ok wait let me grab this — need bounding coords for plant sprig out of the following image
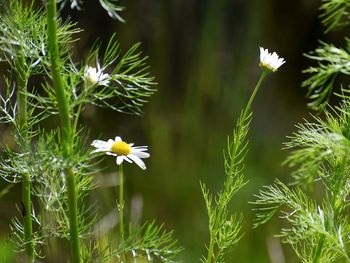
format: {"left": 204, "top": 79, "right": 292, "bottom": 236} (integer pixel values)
{"left": 57, "top": 0, "right": 125, "bottom": 22}
{"left": 320, "top": 0, "right": 350, "bottom": 33}
{"left": 105, "top": 222, "right": 182, "bottom": 263}
{"left": 303, "top": 41, "right": 350, "bottom": 111}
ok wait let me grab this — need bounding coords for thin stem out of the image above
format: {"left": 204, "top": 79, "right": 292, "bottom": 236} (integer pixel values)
{"left": 16, "top": 53, "right": 34, "bottom": 262}
{"left": 119, "top": 164, "right": 124, "bottom": 242}
{"left": 205, "top": 70, "right": 268, "bottom": 263}
{"left": 22, "top": 173, "right": 34, "bottom": 263}
{"left": 118, "top": 164, "right": 126, "bottom": 262}
{"left": 242, "top": 70, "right": 268, "bottom": 120}
{"left": 225, "top": 70, "right": 267, "bottom": 190}
{"left": 66, "top": 168, "right": 80, "bottom": 263}
{"left": 16, "top": 55, "right": 29, "bottom": 146}
{"left": 46, "top": 1, "right": 80, "bottom": 262}
{"left": 72, "top": 104, "right": 83, "bottom": 139}
{"left": 206, "top": 234, "right": 216, "bottom": 263}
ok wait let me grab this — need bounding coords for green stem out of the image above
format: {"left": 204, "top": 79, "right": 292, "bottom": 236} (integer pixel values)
{"left": 313, "top": 236, "right": 325, "bottom": 263}
{"left": 206, "top": 70, "right": 268, "bottom": 263}
{"left": 46, "top": 1, "right": 80, "bottom": 262}
{"left": 66, "top": 168, "right": 80, "bottom": 263}
{"left": 22, "top": 173, "right": 34, "bottom": 263}
{"left": 16, "top": 54, "right": 34, "bottom": 262}
{"left": 46, "top": 0, "right": 72, "bottom": 156}
{"left": 206, "top": 234, "right": 216, "bottom": 263}
{"left": 225, "top": 71, "right": 267, "bottom": 192}
{"left": 16, "top": 55, "right": 29, "bottom": 146}
{"left": 242, "top": 70, "right": 268, "bottom": 120}
{"left": 119, "top": 164, "right": 124, "bottom": 241}
{"left": 72, "top": 104, "right": 83, "bottom": 139}
{"left": 118, "top": 164, "right": 126, "bottom": 262}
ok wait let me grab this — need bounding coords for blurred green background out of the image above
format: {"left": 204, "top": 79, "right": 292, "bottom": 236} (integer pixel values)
{"left": 0, "top": 0, "right": 341, "bottom": 262}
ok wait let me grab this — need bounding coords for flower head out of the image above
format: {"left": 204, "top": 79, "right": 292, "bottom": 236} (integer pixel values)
{"left": 91, "top": 136, "right": 150, "bottom": 170}
{"left": 259, "top": 47, "right": 285, "bottom": 72}
{"left": 84, "top": 66, "right": 110, "bottom": 86}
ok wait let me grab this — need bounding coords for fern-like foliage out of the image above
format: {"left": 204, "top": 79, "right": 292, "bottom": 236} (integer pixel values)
{"left": 98, "top": 0, "right": 125, "bottom": 22}
{"left": 0, "top": 0, "right": 46, "bottom": 74}
{"left": 33, "top": 130, "right": 97, "bottom": 240}
{"left": 303, "top": 0, "right": 350, "bottom": 111}
{"left": 28, "top": 34, "right": 155, "bottom": 116}
{"left": 320, "top": 0, "right": 350, "bottom": 32}
{"left": 83, "top": 34, "right": 156, "bottom": 114}
{"left": 285, "top": 99, "right": 350, "bottom": 198}
{"left": 303, "top": 41, "right": 350, "bottom": 111}
{"left": 200, "top": 110, "right": 249, "bottom": 262}
{"left": 57, "top": 0, "right": 125, "bottom": 22}
{"left": 254, "top": 98, "right": 350, "bottom": 262}
{"left": 0, "top": 0, "right": 160, "bottom": 261}
{"left": 9, "top": 210, "right": 44, "bottom": 258}
{"left": 254, "top": 1, "right": 350, "bottom": 261}
{"left": 0, "top": 0, "right": 79, "bottom": 75}
{"left": 85, "top": 222, "right": 181, "bottom": 262}
{"left": 0, "top": 82, "right": 18, "bottom": 128}
{"left": 0, "top": 79, "right": 48, "bottom": 145}
{"left": 254, "top": 180, "right": 350, "bottom": 262}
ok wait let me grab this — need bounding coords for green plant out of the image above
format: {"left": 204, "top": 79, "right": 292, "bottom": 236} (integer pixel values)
{"left": 201, "top": 48, "right": 285, "bottom": 263}
{"left": 0, "top": 0, "right": 181, "bottom": 262}
{"left": 254, "top": 1, "right": 350, "bottom": 262}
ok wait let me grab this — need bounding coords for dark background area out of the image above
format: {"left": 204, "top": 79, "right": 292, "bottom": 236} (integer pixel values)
{"left": 0, "top": 0, "right": 342, "bottom": 262}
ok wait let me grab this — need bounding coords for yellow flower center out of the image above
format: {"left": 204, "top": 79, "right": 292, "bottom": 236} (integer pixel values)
{"left": 111, "top": 141, "right": 131, "bottom": 155}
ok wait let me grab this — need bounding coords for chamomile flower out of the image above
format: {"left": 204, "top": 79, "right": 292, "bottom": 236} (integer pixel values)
{"left": 91, "top": 136, "right": 150, "bottom": 170}
{"left": 84, "top": 66, "right": 110, "bottom": 86}
{"left": 259, "top": 47, "right": 285, "bottom": 72}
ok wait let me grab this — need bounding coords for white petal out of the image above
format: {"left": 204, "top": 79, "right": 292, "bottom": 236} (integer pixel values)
{"left": 91, "top": 139, "right": 107, "bottom": 147}
{"left": 115, "top": 136, "right": 122, "bottom": 142}
{"left": 132, "top": 150, "right": 150, "bottom": 158}
{"left": 132, "top": 146, "right": 148, "bottom": 151}
{"left": 106, "top": 152, "right": 117, "bottom": 156}
{"left": 131, "top": 147, "right": 148, "bottom": 152}
{"left": 128, "top": 154, "right": 146, "bottom": 170}
{"left": 91, "top": 140, "right": 112, "bottom": 152}
{"left": 100, "top": 73, "right": 109, "bottom": 81}
{"left": 123, "top": 156, "right": 132, "bottom": 163}
{"left": 100, "top": 79, "right": 110, "bottom": 86}
{"left": 116, "top": 156, "right": 124, "bottom": 165}
{"left": 91, "top": 149, "right": 103, "bottom": 154}
{"left": 259, "top": 47, "right": 264, "bottom": 60}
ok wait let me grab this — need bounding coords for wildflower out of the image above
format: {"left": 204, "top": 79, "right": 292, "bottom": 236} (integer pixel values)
{"left": 91, "top": 136, "right": 150, "bottom": 170}
{"left": 259, "top": 47, "right": 285, "bottom": 72}
{"left": 84, "top": 66, "right": 109, "bottom": 86}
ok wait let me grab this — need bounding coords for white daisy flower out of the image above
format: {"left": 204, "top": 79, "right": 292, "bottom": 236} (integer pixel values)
{"left": 259, "top": 47, "right": 285, "bottom": 72}
{"left": 84, "top": 66, "right": 110, "bottom": 86}
{"left": 91, "top": 136, "right": 150, "bottom": 170}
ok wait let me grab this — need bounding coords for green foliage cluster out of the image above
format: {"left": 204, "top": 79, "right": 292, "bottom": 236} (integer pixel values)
{"left": 201, "top": 70, "right": 270, "bottom": 262}
{"left": 303, "top": 0, "right": 350, "bottom": 111}
{"left": 320, "top": 0, "right": 350, "bottom": 32}
{"left": 4, "top": 0, "right": 350, "bottom": 262}
{"left": 253, "top": 1, "right": 350, "bottom": 262}
{"left": 200, "top": 111, "right": 249, "bottom": 262}
{"left": 0, "top": 0, "right": 179, "bottom": 262}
